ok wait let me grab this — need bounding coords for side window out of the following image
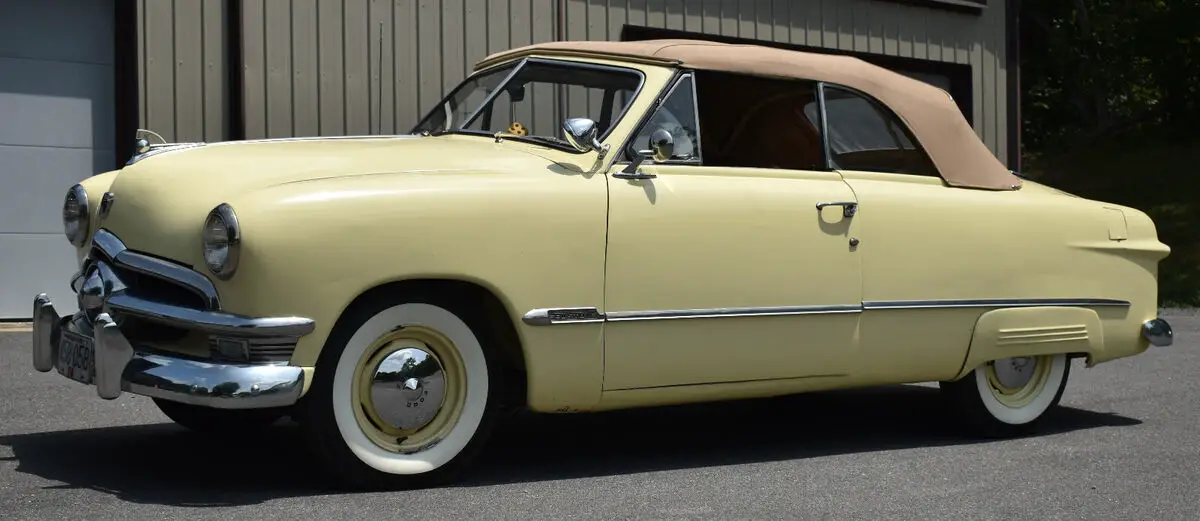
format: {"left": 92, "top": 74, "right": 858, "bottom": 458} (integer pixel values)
{"left": 811, "top": 86, "right": 937, "bottom": 176}
{"left": 627, "top": 74, "right": 701, "bottom": 163}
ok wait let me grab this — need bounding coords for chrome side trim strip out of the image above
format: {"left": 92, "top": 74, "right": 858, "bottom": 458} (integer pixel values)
{"left": 91, "top": 229, "right": 221, "bottom": 309}
{"left": 523, "top": 298, "right": 1133, "bottom": 326}
{"left": 606, "top": 305, "right": 863, "bottom": 322}
{"left": 862, "top": 298, "right": 1131, "bottom": 310}
{"left": 522, "top": 307, "right": 606, "bottom": 326}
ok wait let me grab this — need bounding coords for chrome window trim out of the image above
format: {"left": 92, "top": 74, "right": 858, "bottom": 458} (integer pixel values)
{"left": 416, "top": 57, "right": 648, "bottom": 149}
{"left": 619, "top": 69, "right": 704, "bottom": 166}
{"left": 522, "top": 298, "right": 1132, "bottom": 326}
{"left": 90, "top": 229, "right": 221, "bottom": 309}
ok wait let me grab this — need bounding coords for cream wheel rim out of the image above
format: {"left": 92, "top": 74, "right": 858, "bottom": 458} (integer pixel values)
{"left": 351, "top": 326, "right": 467, "bottom": 454}
{"left": 983, "top": 355, "right": 1053, "bottom": 408}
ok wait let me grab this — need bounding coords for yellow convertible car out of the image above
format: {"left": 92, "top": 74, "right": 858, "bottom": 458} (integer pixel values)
{"left": 31, "top": 39, "right": 1173, "bottom": 489}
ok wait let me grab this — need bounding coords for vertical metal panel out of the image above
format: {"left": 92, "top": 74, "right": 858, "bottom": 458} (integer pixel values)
{"left": 137, "top": 0, "right": 229, "bottom": 143}
{"left": 136, "top": 0, "right": 147, "bottom": 129}
{"left": 241, "top": 0, "right": 266, "bottom": 139}
{"left": 201, "top": 1, "right": 228, "bottom": 140}
{"left": 174, "top": 1, "right": 205, "bottom": 142}
{"left": 291, "top": 0, "right": 320, "bottom": 137}
{"left": 395, "top": 0, "right": 420, "bottom": 131}
{"left": 770, "top": 0, "right": 790, "bottom": 44}
{"left": 317, "top": 0, "right": 346, "bottom": 136}
{"left": 343, "top": 0, "right": 370, "bottom": 135}
{"left": 370, "top": 0, "right": 396, "bottom": 134}
{"left": 264, "top": 0, "right": 293, "bottom": 138}
{"left": 142, "top": 0, "right": 176, "bottom": 140}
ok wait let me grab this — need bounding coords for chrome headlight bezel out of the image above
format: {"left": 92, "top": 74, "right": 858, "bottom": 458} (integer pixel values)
{"left": 202, "top": 203, "right": 241, "bottom": 280}
{"left": 63, "top": 184, "right": 90, "bottom": 247}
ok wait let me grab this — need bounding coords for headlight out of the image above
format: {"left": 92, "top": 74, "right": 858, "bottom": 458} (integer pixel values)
{"left": 202, "top": 203, "right": 240, "bottom": 279}
{"left": 63, "top": 184, "right": 90, "bottom": 247}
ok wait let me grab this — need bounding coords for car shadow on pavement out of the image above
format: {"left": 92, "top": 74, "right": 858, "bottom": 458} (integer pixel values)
{"left": 462, "top": 384, "right": 1142, "bottom": 486}
{"left": 0, "top": 384, "right": 1140, "bottom": 506}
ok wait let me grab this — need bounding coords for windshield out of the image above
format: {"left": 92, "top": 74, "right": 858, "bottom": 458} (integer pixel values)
{"left": 411, "top": 59, "right": 643, "bottom": 149}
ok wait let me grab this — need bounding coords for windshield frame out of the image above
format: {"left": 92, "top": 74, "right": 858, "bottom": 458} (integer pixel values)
{"left": 410, "top": 57, "right": 648, "bottom": 153}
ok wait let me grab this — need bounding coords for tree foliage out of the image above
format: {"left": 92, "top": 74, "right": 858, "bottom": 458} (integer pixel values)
{"left": 1020, "top": 0, "right": 1200, "bottom": 305}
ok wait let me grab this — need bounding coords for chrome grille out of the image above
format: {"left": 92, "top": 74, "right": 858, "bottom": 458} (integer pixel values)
{"left": 208, "top": 336, "right": 297, "bottom": 364}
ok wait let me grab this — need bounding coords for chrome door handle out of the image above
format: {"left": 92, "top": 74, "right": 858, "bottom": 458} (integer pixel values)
{"left": 612, "top": 170, "right": 657, "bottom": 180}
{"left": 816, "top": 201, "right": 858, "bottom": 218}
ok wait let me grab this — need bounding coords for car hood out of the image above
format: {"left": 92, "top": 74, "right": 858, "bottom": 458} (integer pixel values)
{"left": 99, "top": 134, "right": 561, "bottom": 263}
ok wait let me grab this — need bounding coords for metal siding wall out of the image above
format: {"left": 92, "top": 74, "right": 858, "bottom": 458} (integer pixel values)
{"left": 142, "top": 0, "right": 1006, "bottom": 164}
{"left": 136, "top": 0, "right": 228, "bottom": 143}
{"left": 238, "top": 0, "right": 559, "bottom": 139}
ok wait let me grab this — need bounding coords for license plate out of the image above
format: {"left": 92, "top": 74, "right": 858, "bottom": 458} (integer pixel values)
{"left": 56, "top": 329, "right": 95, "bottom": 385}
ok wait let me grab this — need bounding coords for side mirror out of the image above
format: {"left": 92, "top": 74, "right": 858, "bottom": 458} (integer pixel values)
{"left": 563, "top": 117, "right": 602, "bottom": 153}
{"left": 613, "top": 128, "right": 674, "bottom": 180}
{"left": 646, "top": 128, "right": 674, "bottom": 162}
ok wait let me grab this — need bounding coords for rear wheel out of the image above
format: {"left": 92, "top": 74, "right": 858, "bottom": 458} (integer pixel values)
{"left": 940, "top": 354, "right": 1070, "bottom": 437}
{"left": 153, "top": 398, "right": 285, "bottom": 434}
{"left": 298, "top": 292, "right": 503, "bottom": 490}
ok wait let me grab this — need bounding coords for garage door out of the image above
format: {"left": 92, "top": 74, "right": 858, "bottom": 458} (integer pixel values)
{"left": 0, "top": 0, "right": 114, "bottom": 319}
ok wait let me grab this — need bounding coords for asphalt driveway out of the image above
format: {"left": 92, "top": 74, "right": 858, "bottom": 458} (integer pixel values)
{"left": 1, "top": 311, "right": 1197, "bottom": 520}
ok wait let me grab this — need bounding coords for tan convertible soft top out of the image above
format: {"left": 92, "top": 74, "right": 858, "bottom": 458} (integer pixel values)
{"left": 477, "top": 39, "right": 1020, "bottom": 191}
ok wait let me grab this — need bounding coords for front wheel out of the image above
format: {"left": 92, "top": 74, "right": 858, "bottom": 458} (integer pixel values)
{"left": 940, "top": 353, "right": 1070, "bottom": 437}
{"left": 297, "top": 294, "right": 503, "bottom": 490}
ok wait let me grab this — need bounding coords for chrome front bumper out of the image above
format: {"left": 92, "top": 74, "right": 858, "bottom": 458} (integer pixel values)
{"left": 1143, "top": 317, "right": 1173, "bottom": 347}
{"left": 31, "top": 228, "right": 316, "bottom": 409}
{"left": 33, "top": 294, "right": 307, "bottom": 409}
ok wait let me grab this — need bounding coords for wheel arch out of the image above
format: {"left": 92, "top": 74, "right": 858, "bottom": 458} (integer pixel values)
{"left": 320, "top": 277, "right": 529, "bottom": 409}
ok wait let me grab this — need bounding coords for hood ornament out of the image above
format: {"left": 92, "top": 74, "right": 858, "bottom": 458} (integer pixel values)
{"left": 125, "top": 128, "right": 206, "bottom": 167}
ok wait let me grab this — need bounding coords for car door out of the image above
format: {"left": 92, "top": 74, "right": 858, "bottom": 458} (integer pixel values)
{"left": 816, "top": 83, "right": 981, "bottom": 383}
{"left": 601, "top": 72, "right": 863, "bottom": 391}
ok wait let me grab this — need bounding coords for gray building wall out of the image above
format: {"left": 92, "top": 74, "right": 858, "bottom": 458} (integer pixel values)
{"left": 135, "top": 0, "right": 1010, "bottom": 165}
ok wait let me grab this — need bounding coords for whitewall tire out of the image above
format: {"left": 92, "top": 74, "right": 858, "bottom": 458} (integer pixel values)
{"left": 940, "top": 353, "right": 1071, "bottom": 437}
{"left": 299, "top": 292, "right": 504, "bottom": 489}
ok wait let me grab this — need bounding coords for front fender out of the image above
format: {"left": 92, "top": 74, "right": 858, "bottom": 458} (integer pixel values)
{"left": 211, "top": 169, "right": 610, "bottom": 411}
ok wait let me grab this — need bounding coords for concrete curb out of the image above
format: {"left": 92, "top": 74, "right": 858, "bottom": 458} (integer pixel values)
{"left": 0, "top": 322, "right": 33, "bottom": 332}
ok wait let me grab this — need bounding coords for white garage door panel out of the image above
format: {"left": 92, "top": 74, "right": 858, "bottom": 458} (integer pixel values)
{"left": 0, "top": 0, "right": 113, "bottom": 319}
{"left": 0, "top": 57, "right": 114, "bottom": 149}
{"left": 0, "top": 1, "right": 113, "bottom": 65}
{"left": 0, "top": 235, "right": 80, "bottom": 318}
{"left": 0, "top": 145, "right": 115, "bottom": 234}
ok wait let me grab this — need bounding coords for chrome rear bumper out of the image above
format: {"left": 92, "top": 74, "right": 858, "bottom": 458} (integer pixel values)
{"left": 33, "top": 294, "right": 307, "bottom": 409}
{"left": 1143, "top": 318, "right": 1173, "bottom": 347}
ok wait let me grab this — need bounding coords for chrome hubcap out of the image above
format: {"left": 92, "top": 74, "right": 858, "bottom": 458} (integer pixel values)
{"left": 992, "top": 356, "right": 1037, "bottom": 389}
{"left": 369, "top": 346, "right": 446, "bottom": 431}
